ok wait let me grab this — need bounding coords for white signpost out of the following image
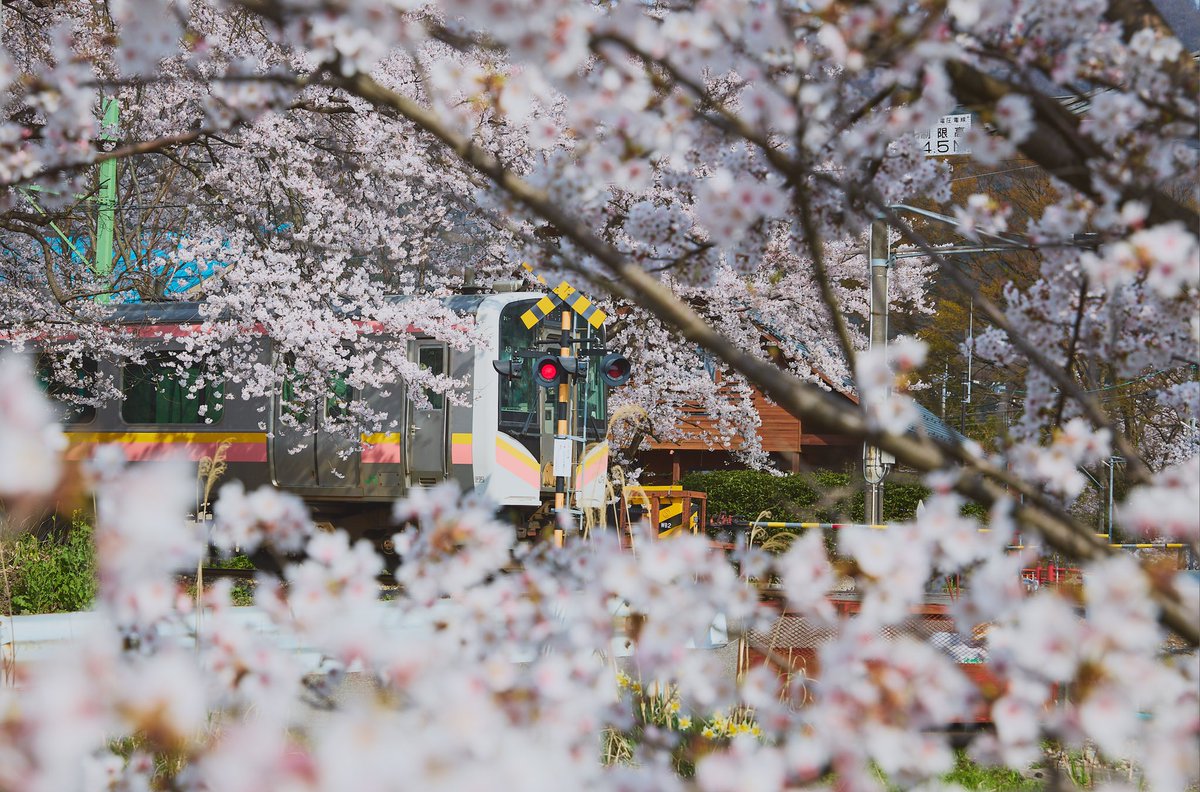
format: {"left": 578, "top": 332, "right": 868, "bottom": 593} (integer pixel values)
{"left": 917, "top": 113, "right": 972, "bottom": 156}
{"left": 552, "top": 437, "right": 572, "bottom": 479}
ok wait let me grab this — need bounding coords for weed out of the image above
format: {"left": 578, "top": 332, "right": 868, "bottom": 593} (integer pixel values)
{"left": 5, "top": 516, "right": 97, "bottom": 614}
{"left": 944, "top": 750, "right": 1042, "bottom": 791}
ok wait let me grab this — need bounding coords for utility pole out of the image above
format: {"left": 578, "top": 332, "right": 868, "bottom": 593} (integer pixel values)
{"left": 966, "top": 299, "right": 973, "bottom": 412}
{"left": 862, "top": 202, "right": 1087, "bottom": 519}
{"left": 999, "top": 383, "right": 1010, "bottom": 436}
{"left": 959, "top": 301, "right": 975, "bottom": 434}
{"left": 940, "top": 364, "right": 948, "bottom": 419}
{"left": 95, "top": 96, "right": 119, "bottom": 302}
{"left": 864, "top": 217, "right": 893, "bottom": 526}
{"left": 1103, "top": 456, "right": 1124, "bottom": 543}
{"left": 960, "top": 372, "right": 969, "bottom": 433}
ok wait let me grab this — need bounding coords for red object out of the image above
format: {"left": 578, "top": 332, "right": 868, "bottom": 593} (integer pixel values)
{"left": 539, "top": 360, "right": 559, "bottom": 380}
{"left": 1020, "top": 563, "right": 1082, "bottom": 587}
{"left": 744, "top": 598, "right": 1017, "bottom": 724}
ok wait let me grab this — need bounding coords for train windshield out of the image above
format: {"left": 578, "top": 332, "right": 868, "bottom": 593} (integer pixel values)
{"left": 498, "top": 300, "right": 607, "bottom": 441}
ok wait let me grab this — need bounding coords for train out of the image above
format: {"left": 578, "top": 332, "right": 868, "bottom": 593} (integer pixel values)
{"left": 30, "top": 288, "right": 628, "bottom": 544}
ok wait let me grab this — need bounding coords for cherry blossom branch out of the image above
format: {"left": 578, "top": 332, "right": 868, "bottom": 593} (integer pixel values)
{"left": 331, "top": 70, "right": 1198, "bottom": 647}
{"left": 789, "top": 182, "right": 859, "bottom": 369}
{"left": 944, "top": 60, "right": 1198, "bottom": 232}
{"left": 1104, "top": 0, "right": 1200, "bottom": 98}
{"left": 589, "top": 32, "right": 860, "bottom": 367}
{"left": 38, "top": 237, "right": 69, "bottom": 306}
{"left": 590, "top": 33, "right": 794, "bottom": 177}
{"left": 1053, "top": 275, "right": 1091, "bottom": 430}
{"left": 590, "top": 30, "right": 1161, "bottom": 485}
{"left": 862, "top": 197, "right": 1155, "bottom": 487}
{"left": 1, "top": 129, "right": 208, "bottom": 190}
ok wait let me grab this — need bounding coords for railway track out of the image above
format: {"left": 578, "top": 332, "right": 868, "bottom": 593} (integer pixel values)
{"left": 180, "top": 567, "right": 401, "bottom": 586}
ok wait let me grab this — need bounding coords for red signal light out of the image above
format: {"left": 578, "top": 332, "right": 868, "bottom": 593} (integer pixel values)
{"left": 599, "top": 353, "right": 631, "bottom": 386}
{"left": 533, "top": 355, "right": 564, "bottom": 388}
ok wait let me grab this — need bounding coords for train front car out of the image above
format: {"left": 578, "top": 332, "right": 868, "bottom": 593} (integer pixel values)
{"left": 471, "top": 293, "right": 624, "bottom": 538}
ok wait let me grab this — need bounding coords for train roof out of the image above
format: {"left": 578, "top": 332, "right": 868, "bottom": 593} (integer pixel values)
{"left": 93, "top": 292, "right": 538, "bottom": 325}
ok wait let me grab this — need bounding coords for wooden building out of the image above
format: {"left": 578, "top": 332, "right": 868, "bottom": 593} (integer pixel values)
{"left": 635, "top": 333, "right": 861, "bottom": 484}
{"left": 638, "top": 386, "right": 860, "bottom": 483}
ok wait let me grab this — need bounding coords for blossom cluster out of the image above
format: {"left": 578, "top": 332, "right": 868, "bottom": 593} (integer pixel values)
{"left": 0, "top": 0, "right": 1198, "bottom": 786}
{"left": 854, "top": 335, "right": 928, "bottom": 434}
{"left": 1010, "top": 417, "right": 1113, "bottom": 499}
{"left": 1082, "top": 221, "right": 1200, "bottom": 299}
{"left": 212, "top": 480, "right": 315, "bottom": 555}
{"left": 0, "top": 360, "right": 1197, "bottom": 791}
{"left": 1118, "top": 456, "right": 1200, "bottom": 543}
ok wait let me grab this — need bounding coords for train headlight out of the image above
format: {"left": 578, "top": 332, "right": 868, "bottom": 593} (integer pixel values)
{"left": 599, "top": 353, "right": 632, "bottom": 387}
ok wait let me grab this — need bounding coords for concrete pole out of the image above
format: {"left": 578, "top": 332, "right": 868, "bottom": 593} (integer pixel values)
{"left": 966, "top": 300, "right": 974, "bottom": 406}
{"left": 1107, "top": 457, "right": 1115, "bottom": 543}
{"left": 941, "top": 364, "right": 948, "bottom": 418}
{"left": 865, "top": 217, "right": 889, "bottom": 526}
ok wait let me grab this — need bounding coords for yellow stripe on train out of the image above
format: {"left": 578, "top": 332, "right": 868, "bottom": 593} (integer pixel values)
{"left": 68, "top": 431, "right": 268, "bottom": 444}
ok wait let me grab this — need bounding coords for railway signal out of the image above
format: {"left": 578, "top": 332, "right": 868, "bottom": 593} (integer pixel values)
{"left": 598, "top": 353, "right": 631, "bottom": 387}
{"left": 532, "top": 355, "right": 584, "bottom": 388}
{"left": 492, "top": 358, "right": 523, "bottom": 379}
{"left": 533, "top": 355, "right": 563, "bottom": 387}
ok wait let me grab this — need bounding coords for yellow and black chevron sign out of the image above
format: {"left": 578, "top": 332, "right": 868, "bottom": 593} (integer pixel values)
{"left": 552, "top": 281, "right": 606, "bottom": 329}
{"left": 520, "top": 261, "right": 547, "bottom": 286}
{"left": 518, "top": 276, "right": 607, "bottom": 330}
{"left": 520, "top": 294, "right": 561, "bottom": 329}
{"left": 656, "top": 500, "right": 699, "bottom": 538}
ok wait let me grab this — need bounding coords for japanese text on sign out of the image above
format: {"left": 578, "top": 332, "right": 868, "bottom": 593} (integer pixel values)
{"left": 916, "top": 113, "right": 972, "bottom": 156}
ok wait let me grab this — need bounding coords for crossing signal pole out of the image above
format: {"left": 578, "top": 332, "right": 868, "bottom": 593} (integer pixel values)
{"left": 513, "top": 277, "right": 630, "bottom": 546}
{"left": 553, "top": 308, "right": 572, "bottom": 547}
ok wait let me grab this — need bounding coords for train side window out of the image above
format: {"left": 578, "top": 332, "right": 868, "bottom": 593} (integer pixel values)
{"left": 36, "top": 353, "right": 98, "bottom": 424}
{"left": 121, "top": 352, "right": 224, "bottom": 424}
{"left": 417, "top": 346, "right": 444, "bottom": 410}
{"left": 281, "top": 376, "right": 309, "bottom": 424}
{"left": 280, "top": 353, "right": 311, "bottom": 424}
{"left": 325, "top": 372, "right": 354, "bottom": 420}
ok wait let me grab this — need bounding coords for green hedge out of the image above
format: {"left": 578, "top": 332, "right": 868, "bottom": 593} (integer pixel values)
{"left": 680, "top": 469, "right": 937, "bottom": 549}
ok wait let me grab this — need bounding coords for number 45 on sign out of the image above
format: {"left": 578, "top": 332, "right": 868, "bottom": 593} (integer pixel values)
{"left": 917, "top": 113, "right": 972, "bottom": 156}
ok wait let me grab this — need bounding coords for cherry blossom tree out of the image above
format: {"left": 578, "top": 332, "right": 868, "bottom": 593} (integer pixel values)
{"left": 0, "top": 0, "right": 1197, "bottom": 790}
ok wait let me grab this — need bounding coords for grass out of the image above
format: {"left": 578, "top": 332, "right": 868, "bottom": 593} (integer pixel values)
{"left": 1, "top": 516, "right": 97, "bottom": 614}
{"left": 944, "top": 751, "right": 1043, "bottom": 791}
{"left": 190, "top": 553, "right": 257, "bottom": 606}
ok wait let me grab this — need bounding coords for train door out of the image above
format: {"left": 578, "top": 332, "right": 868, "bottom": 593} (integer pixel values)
{"left": 408, "top": 341, "right": 448, "bottom": 486}
{"left": 315, "top": 372, "right": 361, "bottom": 488}
{"left": 271, "top": 358, "right": 360, "bottom": 490}
{"left": 272, "top": 369, "right": 319, "bottom": 488}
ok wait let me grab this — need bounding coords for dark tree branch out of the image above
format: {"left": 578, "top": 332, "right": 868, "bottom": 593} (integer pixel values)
{"left": 944, "top": 60, "right": 1198, "bottom": 233}
{"left": 331, "top": 68, "right": 1198, "bottom": 646}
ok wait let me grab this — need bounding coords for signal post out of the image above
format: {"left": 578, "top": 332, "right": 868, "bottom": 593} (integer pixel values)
{"left": 553, "top": 307, "right": 571, "bottom": 547}
{"left": 505, "top": 279, "right": 631, "bottom": 546}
